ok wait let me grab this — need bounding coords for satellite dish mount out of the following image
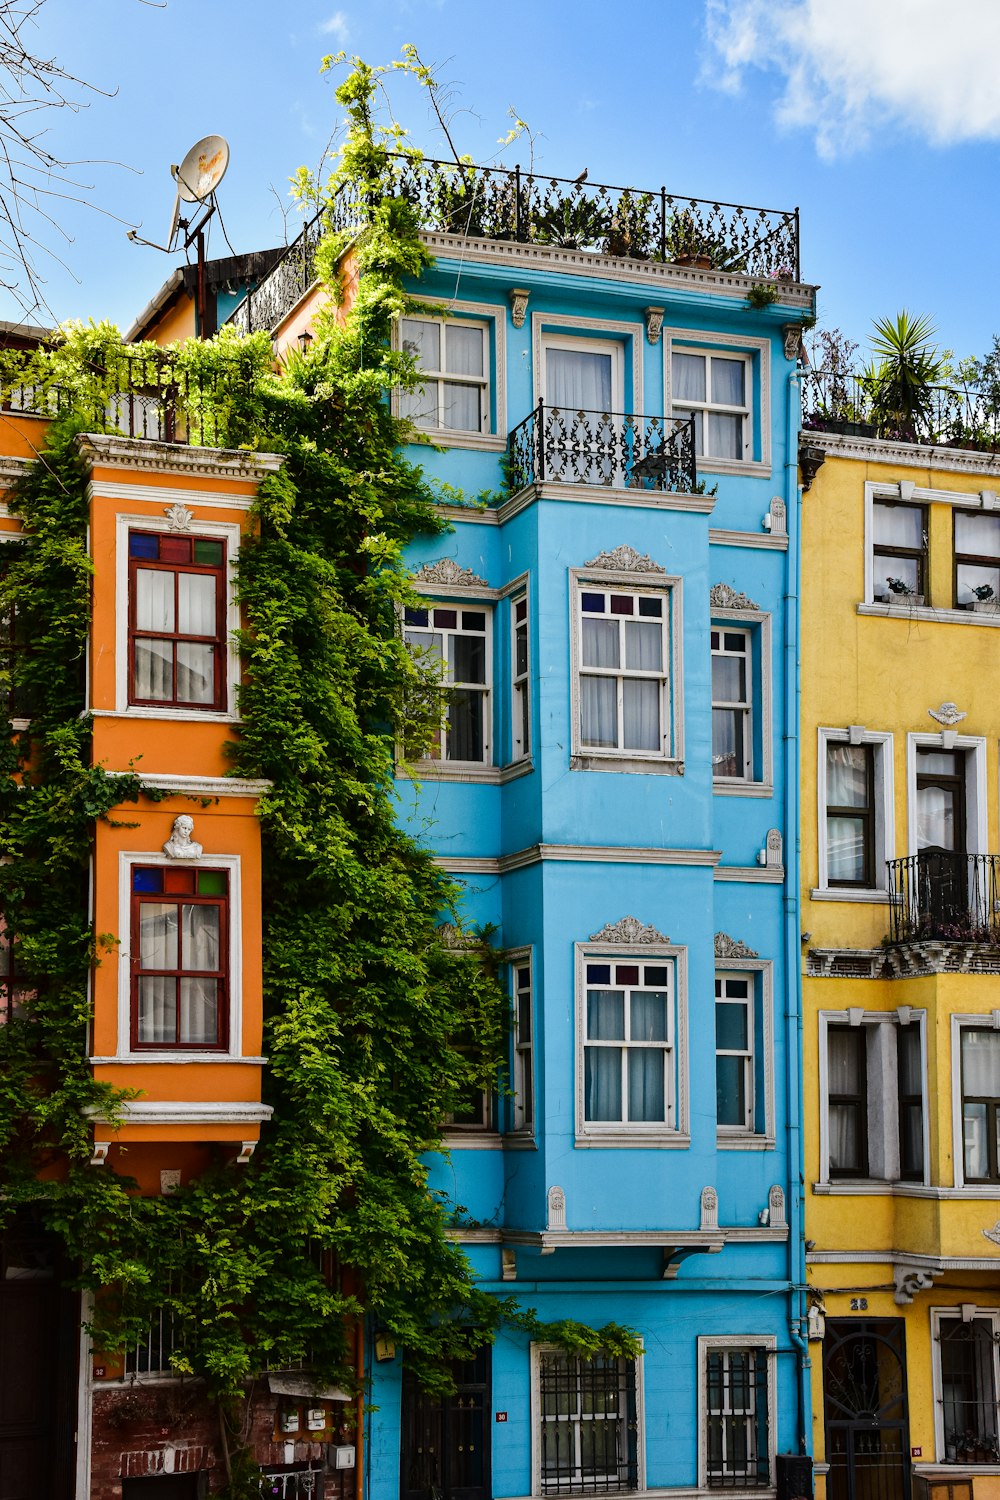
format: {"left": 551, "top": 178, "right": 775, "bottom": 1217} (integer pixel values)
{"left": 127, "top": 134, "right": 230, "bottom": 338}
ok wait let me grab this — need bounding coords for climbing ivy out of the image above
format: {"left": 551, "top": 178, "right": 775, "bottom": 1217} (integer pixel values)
{"left": 0, "top": 51, "right": 635, "bottom": 1496}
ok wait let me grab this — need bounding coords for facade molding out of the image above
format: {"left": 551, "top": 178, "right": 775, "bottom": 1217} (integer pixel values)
{"left": 818, "top": 429, "right": 1000, "bottom": 477}
{"left": 77, "top": 432, "right": 283, "bottom": 481}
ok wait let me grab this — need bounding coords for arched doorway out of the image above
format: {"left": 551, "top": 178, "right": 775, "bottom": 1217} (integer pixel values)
{"left": 824, "top": 1320, "right": 910, "bottom": 1500}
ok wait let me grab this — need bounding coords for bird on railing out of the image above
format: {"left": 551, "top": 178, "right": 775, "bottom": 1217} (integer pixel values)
{"left": 573, "top": 168, "right": 588, "bottom": 185}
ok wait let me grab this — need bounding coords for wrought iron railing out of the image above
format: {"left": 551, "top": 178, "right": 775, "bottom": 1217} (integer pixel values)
{"left": 227, "top": 155, "right": 801, "bottom": 335}
{"left": 802, "top": 368, "right": 1000, "bottom": 451}
{"left": 887, "top": 852, "right": 1000, "bottom": 943}
{"left": 508, "top": 403, "right": 696, "bottom": 494}
{"left": 1, "top": 347, "right": 263, "bottom": 448}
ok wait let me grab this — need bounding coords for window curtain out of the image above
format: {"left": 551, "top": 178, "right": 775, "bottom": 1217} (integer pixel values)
{"left": 711, "top": 357, "right": 745, "bottom": 406}
{"left": 180, "top": 904, "right": 220, "bottom": 1045}
{"left": 828, "top": 1029, "right": 863, "bottom": 1171}
{"left": 585, "top": 990, "right": 623, "bottom": 1120}
{"left": 672, "top": 353, "right": 705, "bottom": 402}
{"left": 547, "top": 348, "right": 613, "bottom": 413}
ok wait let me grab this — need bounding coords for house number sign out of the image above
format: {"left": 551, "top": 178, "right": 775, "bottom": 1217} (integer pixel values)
{"left": 495, "top": 1412, "right": 508, "bottom": 1422}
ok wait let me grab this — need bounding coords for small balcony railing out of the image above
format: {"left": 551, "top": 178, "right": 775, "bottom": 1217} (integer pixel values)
{"left": 887, "top": 852, "right": 1000, "bottom": 944}
{"left": 507, "top": 403, "right": 697, "bottom": 494}
{"left": 0, "top": 347, "right": 263, "bottom": 449}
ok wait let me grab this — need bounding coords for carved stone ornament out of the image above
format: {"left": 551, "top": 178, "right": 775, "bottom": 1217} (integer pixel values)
{"left": 163, "top": 814, "right": 203, "bottom": 860}
{"left": 412, "top": 558, "right": 489, "bottom": 588}
{"left": 768, "top": 1184, "right": 786, "bottom": 1228}
{"left": 715, "top": 931, "right": 759, "bottom": 959}
{"left": 710, "top": 582, "right": 760, "bottom": 612}
{"left": 508, "top": 288, "right": 530, "bottom": 329}
{"left": 163, "top": 502, "right": 194, "bottom": 531}
{"left": 893, "top": 1263, "right": 940, "bottom": 1306}
{"left": 700, "top": 1186, "right": 719, "bottom": 1231}
{"left": 584, "top": 544, "right": 665, "bottom": 575}
{"left": 547, "top": 1185, "right": 567, "bottom": 1231}
{"left": 766, "top": 829, "right": 783, "bottom": 866}
{"left": 589, "top": 915, "right": 671, "bottom": 945}
{"left": 769, "top": 497, "right": 787, "bottom": 536}
{"left": 435, "top": 922, "right": 475, "bottom": 950}
{"left": 928, "top": 701, "right": 967, "bottom": 727}
{"left": 644, "top": 306, "right": 665, "bottom": 346}
{"left": 982, "top": 1221, "right": 1000, "bottom": 1247}
{"left": 781, "top": 323, "right": 804, "bottom": 362}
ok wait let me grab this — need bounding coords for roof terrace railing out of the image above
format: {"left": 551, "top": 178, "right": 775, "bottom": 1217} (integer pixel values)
{"left": 802, "top": 368, "right": 1000, "bottom": 452}
{"left": 228, "top": 155, "right": 801, "bottom": 336}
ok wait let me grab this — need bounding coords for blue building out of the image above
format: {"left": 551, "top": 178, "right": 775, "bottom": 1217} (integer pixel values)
{"left": 238, "top": 161, "right": 816, "bottom": 1500}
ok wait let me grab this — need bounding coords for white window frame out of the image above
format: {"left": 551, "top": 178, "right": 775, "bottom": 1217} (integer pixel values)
{"left": 394, "top": 301, "right": 505, "bottom": 450}
{"left": 510, "top": 586, "right": 531, "bottom": 763}
{"left": 711, "top": 601, "right": 772, "bottom": 795}
{"left": 697, "top": 1335, "right": 777, "bottom": 1491}
{"left": 817, "top": 1009, "right": 929, "bottom": 1186}
{"left": 403, "top": 601, "right": 493, "bottom": 767}
{"left": 715, "top": 961, "right": 775, "bottom": 1148}
{"left": 930, "top": 1307, "right": 1000, "bottom": 1464}
{"left": 532, "top": 314, "right": 642, "bottom": 413}
{"left": 950, "top": 1013, "right": 1000, "bottom": 1190}
{"left": 116, "top": 849, "right": 243, "bottom": 1061}
{"left": 575, "top": 938, "right": 688, "bottom": 1148}
{"left": 906, "top": 732, "right": 987, "bottom": 859}
{"left": 665, "top": 328, "right": 771, "bottom": 478}
{"left": 569, "top": 565, "right": 683, "bottom": 775}
{"left": 530, "top": 1340, "right": 645, "bottom": 1498}
{"left": 672, "top": 348, "right": 751, "bottom": 464}
{"left": 814, "top": 728, "right": 895, "bottom": 898}
{"left": 509, "top": 948, "right": 534, "bottom": 1135}
{"left": 540, "top": 333, "right": 625, "bottom": 410}
{"left": 114, "top": 513, "right": 242, "bottom": 721}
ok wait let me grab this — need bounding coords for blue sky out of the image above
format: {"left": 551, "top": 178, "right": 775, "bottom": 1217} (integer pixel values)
{"left": 8, "top": 0, "right": 1000, "bottom": 370}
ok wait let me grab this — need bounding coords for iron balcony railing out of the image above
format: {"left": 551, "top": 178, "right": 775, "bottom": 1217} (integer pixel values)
{"left": 887, "top": 852, "right": 1000, "bottom": 944}
{"left": 508, "top": 403, "right": 697, "bottom": 495}
{"left": 1, "top": 347, "right": 263, "bottom": 449}
{"left": 802, "top": 368, "right": 1000, "bottom": 451}
{"left": 228, "top": 155, "right": 801, "bottom": 336}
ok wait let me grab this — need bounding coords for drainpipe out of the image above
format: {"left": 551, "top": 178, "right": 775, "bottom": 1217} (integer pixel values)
{"left": 784, "top": 363, "right": 811, "bottom": 1455}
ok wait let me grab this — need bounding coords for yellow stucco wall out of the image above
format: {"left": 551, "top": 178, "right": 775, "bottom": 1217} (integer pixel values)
{"left": 800, "top": 441, "right": 1000, "bottom": 1491}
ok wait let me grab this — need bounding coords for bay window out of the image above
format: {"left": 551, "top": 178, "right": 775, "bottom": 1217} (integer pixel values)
{"left": 577, "top": 587, "right": 669, "bottom": 758}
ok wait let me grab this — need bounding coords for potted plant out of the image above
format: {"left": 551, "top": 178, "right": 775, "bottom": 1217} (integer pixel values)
{"left": 864, "top": 311, "right": 943, "bottom": 443}
{"left": 884, "top": 576, "right": 925, "bottom": 607}
{"left": 666, "top": 210, "right": 714, "bottom": 269}
{"left": 971, "top": 582, "right": 1000, "bottom": 614}
{"left": 603, "top": 189, "right": 654, "bottom": 260}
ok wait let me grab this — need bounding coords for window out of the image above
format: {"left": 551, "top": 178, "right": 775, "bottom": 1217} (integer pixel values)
{"left": 826, "top": 744, "right": 875, "bottom": 887}
{"left": 704, "top": 1346, "right": 771, "bottom": 1488}
{"left": 582, "top": 958, "right": 673, "bottom": 1129}
{"left": 712, "top": 629, "right": 751, "bottom": 779}
{"left": 404, "top": 605, "right": 491, "bottom": 764}
{"left": 821, "top": 1015, "right": 926, "bottom": 1184}
{"left": 0, "top": 918, "right": 32, "bottom": 1023}
{"left": 577, "top": 587, "right": 669, "bottom": 758}
{"left": 960, "top": 1028, "right": 1000, "bottom": 1183}
{"left": 128, "top": 531, "right": 226, "bottom": 710}
{"left": 672, "top": 350, "right": 750, "bottom": 462}
{"left": 130, "top": 864, "right": 228, "bottom": 1050}
{"left": 511, "top": 592, "right": 530, "bottom": 761}
{"left": 511, "top": 958, "right": 533, "bottom": 1133}
{"left": 933, "top": 1311, "right": 1000, "bottom": 1463}
{"left": 716, "top": 975, "right": 754, "bottom": 1132}
{"left": 400, "top": 316, "right": 489, "bottom": 434}
{"left": 871, "top": 500, "right": 926, "bottom": 601}
{"left": 955, "top": 511, "right": 1000, "bottom": 609}
{"left": 535, "top": 1348, "right": 639, "bottom": 1495}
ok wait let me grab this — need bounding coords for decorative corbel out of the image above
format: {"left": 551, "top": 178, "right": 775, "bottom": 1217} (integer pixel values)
{"left": 781, "top": 324, "right": 804, "bottom": 362}
{"left": 798, "top": 442, "right": 826, "bottom": 492}
{"left": 508, "top": 288, "right": 530, "bottom": 329}
{"left": 90, "top": 1141, "right": 110, "bottom": 1167}
{"left": 644, "top": 307, "right": 665, "bottom": 346}
{"left": 236, "top": 1141, "right": 257, "bottom": 1165}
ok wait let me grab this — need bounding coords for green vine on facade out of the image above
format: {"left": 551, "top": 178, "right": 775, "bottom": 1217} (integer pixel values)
{"left": 0, "top": 51, "right": 637, "bottom": 1496}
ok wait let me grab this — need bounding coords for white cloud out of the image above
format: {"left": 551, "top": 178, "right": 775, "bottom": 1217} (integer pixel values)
{"left": 318, "top": 10, "right": 349, "bottom": 40}
{"left": 704, "top": 0, "right": 1000, "bottom": 159}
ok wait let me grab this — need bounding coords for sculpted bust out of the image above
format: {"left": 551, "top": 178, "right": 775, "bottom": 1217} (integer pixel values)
{"left": 163, "top": 814, "right": 203, "bottom": 860}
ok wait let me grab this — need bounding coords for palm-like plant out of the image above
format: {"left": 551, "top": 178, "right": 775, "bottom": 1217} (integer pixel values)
{"left": 863, "top": 311, "right": 942, "bottom": 442}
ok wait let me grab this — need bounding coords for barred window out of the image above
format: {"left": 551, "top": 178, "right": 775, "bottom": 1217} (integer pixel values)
{"left": 537, "top": 1350, "right": 639, "bottom": 1495}
{"left": 705, "top": 1347, "right": 770, "bottom": 1488}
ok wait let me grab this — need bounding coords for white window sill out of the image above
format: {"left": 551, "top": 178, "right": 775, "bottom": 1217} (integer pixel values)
{"left": 698, "top": 458, "right": 772, "bottom": 480}
{"left": 503, "top": 1133, "right": 537, "bottom": 1151}
{"left": 717, "top": 1133, "right": 776, "bottom": 1150}
{"left": 859, "top": 601, "right": 1000, "bottom": 627}
{"left": 575, "top": 1131, "right": 691, "bottom": 1149}
{"left": 398, "top": 760, "right": 499, "bottom": 784}
{"left": 809, "top": 887, "right": 892, "bottom": 904}
{"left": 95, "top": 707, "right": 239, "bottom": 725}
{"left": 571, "top": 754, "right": 684, "bottom": 776}
{"left": 405, "top": 428, "right": 506, "bottom": 453}
{"left": 441, "top": 1130, "right": 503, "bottom": 1150}
{"left": 91, "top": 1054, "right": 266, "bottom": 1065}
{"left": 714, "top": 780, "right": 773, "bottom": 798}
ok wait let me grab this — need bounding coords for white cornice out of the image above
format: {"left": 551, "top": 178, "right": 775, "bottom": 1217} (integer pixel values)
{"left": 103, "top": 772, "right": 272, "bottom": 798}
{"left": 87, "top": 479, "right": 254, "bottom": 511}
{"left": 498, "top": 480, "right": 715, "bottom": 525}
{"left": 89, "top": 1100, "right": 273, "bottom": 1124}
{"left": 75, "top": 433, "right": 283, "bottom": 483}
{"left": 431, "top": 843, "right": 722, "bottom": 875}
{"left": 709, "top": 527, "right": 788, "bottom": 552}
{"left": 812, "top": 429, "right": 1000, "bottom": 477}
{"left": 420, "top": 230, "right": 816, "bottom": 307}
{"left": 714, "top": 865, "right": 785, "bottom": 883}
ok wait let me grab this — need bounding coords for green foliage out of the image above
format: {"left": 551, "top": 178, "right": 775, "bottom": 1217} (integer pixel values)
{"left": 527, "top": 1321, "right": 644, "bottom": 1361}
{"left": 863, "top": 309, "right": 943, "bottom": 442}
{"left": 745, "top": 281, "right": 779, "bottom": 310}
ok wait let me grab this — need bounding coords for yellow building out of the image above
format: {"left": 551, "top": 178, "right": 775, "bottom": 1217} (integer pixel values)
{"left": 800, "top": 410, "right": 1000, "bottom": 1500}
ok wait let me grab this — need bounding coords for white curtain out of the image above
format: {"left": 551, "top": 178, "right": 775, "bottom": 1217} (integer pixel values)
{"left": 581, "top": 677, "right": 617, "bottom": 748}
{"left": 712, "top": 357, "right": 745, "bottom": 406}
{"left": 873, "top": 503, "right": 923, "bottom": 548}
{"left": 708, "top": 412, "right": 742, "bottom": 460}
{"left": 180, "top": 979, "right": 218, "bottom": 1044}
{"left": 622, "top": 680, "right": 660, "bottom": 752}
{"left": 624, "top": 620, "right": 661, "bottom": 672}
{"left": 136, "top": 571, "right": 173, "bottom": 632}
{"left": 585, "top": 990, "right": 624, "bottom": 1121}
{"left": 178, "top": 573, "right": 216, "bottom": 634}
{"left": 138, "top": 976, "right": 174, "bottom": 1043}
{"left": 547, "top": 348, "right": 613, "bottom": 412}
{"left": 672, "top": 353, "right": 705, "bottom": 402}
{"left": 138, "top": 898, "right": 177, "bottom": 1042}
{"left": 828, "top": 1029, "right": 863, "bottom": 1171}
{"left": 445, "top": 325, "right": 483, "bottom": 377}
{"left": 180, "top": 904, "right": 220, "bottom": 1044}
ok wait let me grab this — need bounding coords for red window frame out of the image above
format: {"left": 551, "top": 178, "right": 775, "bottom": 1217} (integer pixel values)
{"left": 130, "top": 865, "right": 229, "bottom": 1051}
{"left": 128, "top": 531, "right": 227, "bottom": 711}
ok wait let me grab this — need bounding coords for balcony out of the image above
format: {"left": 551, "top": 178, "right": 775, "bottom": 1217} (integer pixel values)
{"left": 1, "top": 346, "right": 263, "bottom": 449}
{"left": 508, "top": 404, "right": 697, "bottom": 495}
{"left": 802, "top": 368, "right": 1000, "bottom": 452}
{"left": 887, "top": 853, "right": 1000, "bottom": 944}
{"left": 228, "top": 155, "right": 801, "bottom": 337}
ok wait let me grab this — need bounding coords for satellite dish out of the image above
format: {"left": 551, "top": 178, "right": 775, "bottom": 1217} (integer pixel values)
{"left": 171, "top": 134, "right": 230, "bottom": 204}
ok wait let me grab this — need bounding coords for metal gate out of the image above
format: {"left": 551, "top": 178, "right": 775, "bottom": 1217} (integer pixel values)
{"left": 400, "top": 1348, "right": 490, "bottom": 1500}
{"left": 824, "top": 1320, "right": 911, "bottom": 1500}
